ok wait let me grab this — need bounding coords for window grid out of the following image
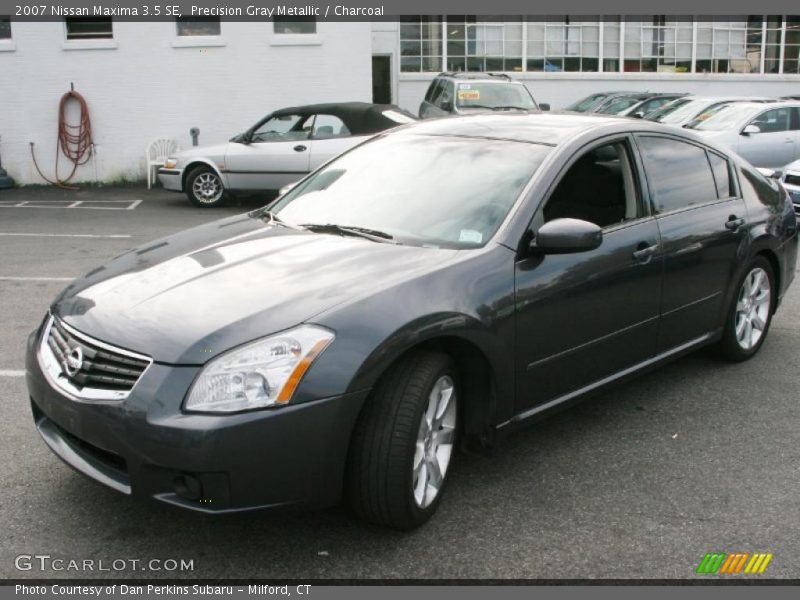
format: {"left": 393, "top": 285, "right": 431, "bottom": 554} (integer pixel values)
{"left": 400, "top": 15, "right": 800, "bottom": 75}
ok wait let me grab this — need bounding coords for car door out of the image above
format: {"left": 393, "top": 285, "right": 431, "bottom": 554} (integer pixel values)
{"left": 737, "top": 106, "right": 796, "bottom": 169}
{"left": 308, "top": 114, "right": 364, "bottom": 170}
{"left": 514, "top": 138, "right": 663, "bottom": 413}
{"left": 636, "top": 134, "right": 748, "bottom": 350}
{"left": 225, "top": 113, "right": 312, "bottom": 191}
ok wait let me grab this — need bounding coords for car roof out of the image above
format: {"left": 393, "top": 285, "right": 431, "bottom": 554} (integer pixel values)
{"left": 270, "top": 102, "right": 415, "bottom": 134}
{"left": 436, "top": 72, "right": 518, "bottom": 82}
{"left": 394, "top": 112, "right": 677, "bottom": 146}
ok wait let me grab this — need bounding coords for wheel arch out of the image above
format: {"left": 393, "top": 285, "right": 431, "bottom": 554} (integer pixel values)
{"left": 181, "top": 160, "right": 226, "bottom": 191}
{"left": 353, "top": 331, "right": 502, "bottom": 452}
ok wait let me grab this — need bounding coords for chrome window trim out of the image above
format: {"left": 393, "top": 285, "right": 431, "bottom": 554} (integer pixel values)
{"left": 37, "top": 314, "right": 152, "bottom": 402}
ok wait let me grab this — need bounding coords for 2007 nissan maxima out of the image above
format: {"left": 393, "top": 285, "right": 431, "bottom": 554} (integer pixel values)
{"left": 26, "top": 114, "right": 798, "bottom": 529}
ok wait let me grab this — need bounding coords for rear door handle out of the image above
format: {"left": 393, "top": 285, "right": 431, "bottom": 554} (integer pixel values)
{"left": 293, "top": 145, "right": 307, "bottom": 152}
{"left": 632, "top": 242, "right": 659, "bottom": 263}
{"left": 725, "top": 216, "right": 745, "bottom": 230}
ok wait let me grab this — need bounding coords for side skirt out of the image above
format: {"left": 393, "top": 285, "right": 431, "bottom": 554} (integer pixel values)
{"left": 497, "top": 330, "right": 720, "bottom": 434}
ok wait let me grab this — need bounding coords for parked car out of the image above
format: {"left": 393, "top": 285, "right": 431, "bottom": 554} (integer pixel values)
{"left": 781, "top": 158, "right": 800, "bottom": 213}
{"left": 564, "top": 91, "right": 640, "bottom": 113}
{"left": 645, "top": 96, "right": 774, "bottom": 127}
{"left": 597, "top": 92, "right": 689, "bottom": 118}
{"left": 28, "top": 113, "right": 797, "bottom": 529}
{"left": 158, "top": 102, "right": 416, "bottom": 207}
{"left": 418, "top": 72, "right": 547, "bottom": 118}
{"left": 688, "top": 101, "right": 800, "bottom": 169}
{"left": 781, "top": 95, "right": 800, "bottom": 101}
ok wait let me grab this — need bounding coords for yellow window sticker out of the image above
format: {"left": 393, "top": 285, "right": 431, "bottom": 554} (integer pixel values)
{"left": 458, "top": 90, "right": 481, "bottom": 100}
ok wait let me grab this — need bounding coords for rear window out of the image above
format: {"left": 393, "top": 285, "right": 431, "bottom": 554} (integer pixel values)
{"left": 638, "top": 136, "right": 718, "bottom": 213}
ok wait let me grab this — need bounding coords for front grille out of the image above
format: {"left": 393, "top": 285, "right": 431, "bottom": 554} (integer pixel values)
{"left": 784, "top": 173, "right": 800, "bottom": 187}
{"left": 40, "top": 315, "right": 151, "bottom": 400}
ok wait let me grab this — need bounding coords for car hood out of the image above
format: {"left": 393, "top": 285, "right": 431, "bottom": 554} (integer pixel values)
{"left": 783, "top": 158, "right": 800, "bottom": 173}
{"left": 52, "top": 215, "right": 458, "bottom": 364}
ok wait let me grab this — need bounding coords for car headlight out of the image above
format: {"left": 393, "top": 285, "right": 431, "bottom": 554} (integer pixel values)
{"left": 164, "top": 158, "right": 178, "bottom": 169}
{"left": 184, "top": 325, "right": 334, "bottom": 413}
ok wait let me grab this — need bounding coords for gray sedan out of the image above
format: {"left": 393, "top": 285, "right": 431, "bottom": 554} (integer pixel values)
{"left": 688, "top": 101, "right": 800, "bottom": 169}
{"left": 158, "top": 102, "right": 415, "bottom": 207}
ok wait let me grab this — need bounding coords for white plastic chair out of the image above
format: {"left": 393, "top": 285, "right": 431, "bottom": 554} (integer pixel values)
{"left": 145, "top": 138, "right": 179, "bottom": 189}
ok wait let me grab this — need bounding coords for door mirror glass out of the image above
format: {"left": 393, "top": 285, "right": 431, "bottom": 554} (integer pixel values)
{"left": 742, "top": 124, "right": 761, "bottom": 135}
{"left": 533, "top": 218, "right": 603, "bottom": 254}
{"left": 440, "top": 100, "right": 453, "bottom": 112}
{"left": 539, "top": 103, "right": 551, "bottom": 112}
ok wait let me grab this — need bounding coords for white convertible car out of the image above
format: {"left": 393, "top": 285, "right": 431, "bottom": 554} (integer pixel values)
{"left": 158, "top": 102, "right": 416, "bottom": 207}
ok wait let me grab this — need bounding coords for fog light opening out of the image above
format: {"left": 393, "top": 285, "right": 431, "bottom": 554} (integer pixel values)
{"left": 173, "top": 474, "right": 203, "bottom": 501}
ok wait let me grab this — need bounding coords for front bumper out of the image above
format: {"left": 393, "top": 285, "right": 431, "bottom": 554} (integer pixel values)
{"left": 157, "top": 168, "right": 183, "bottom": 192}
{"left": 25, "top": 328, "right": 367, "bottom": 513}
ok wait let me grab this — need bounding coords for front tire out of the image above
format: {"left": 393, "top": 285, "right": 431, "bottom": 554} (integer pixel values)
{"left": 717, "top": 256, "right": 775, "bottom": 361}
{"left": 346, "top": 351, "right": 458, "bottom": 529}
{"left": 185, "top": 166, "right": 226, "bottom": 208}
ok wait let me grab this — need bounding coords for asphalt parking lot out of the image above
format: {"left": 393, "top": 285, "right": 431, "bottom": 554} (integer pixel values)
{"left": 1, "top": 184, "right": 799, "bottom": 580}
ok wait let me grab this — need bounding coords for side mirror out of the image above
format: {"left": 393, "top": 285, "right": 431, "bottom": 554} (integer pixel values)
{"left": 539, "top": 103, "right": 551, "bottom": 112}
{"left": 532, "top": 218, "right": 603, "bottom": 255}
{"left": 632, "top": 111, "right": 645, "bottom": 119}
{"left": 440, "top": 100, "right": 453, "bottom": 113}
{"left": 756, "top": 167, "right": 782, "bottom": 180}
{"left": 742, "top": 124, "right": 761, "bottom": 136}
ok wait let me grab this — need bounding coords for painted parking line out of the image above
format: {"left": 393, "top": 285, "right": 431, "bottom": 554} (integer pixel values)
{"left": 0, "top": 199, "right": 142, "bottom": 210}
{"left": 0, "top": 232, "right": 131, "bottom": 239}
{"left": 0, "top": 370, "right": 25, "bottom": 377}
{"left": 0, "top": 276, "right": 74, "bottom": 282}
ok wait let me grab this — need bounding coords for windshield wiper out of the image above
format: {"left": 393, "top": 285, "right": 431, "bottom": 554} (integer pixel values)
{"left": 489, "top": 105, "right": 530, "bottom": 111}
{"left": 251, "top": 209, "right": 305, "bottom": 230}
{"left": 300, "top": 223, "right": 397, "bottom": 244}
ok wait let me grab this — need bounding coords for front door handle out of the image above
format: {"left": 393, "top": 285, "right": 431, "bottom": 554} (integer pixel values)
{"left": 293, "top": 145, "right": 307, "bottom": 152}
{"left": 725, "top": 216, "right": 745, "bottom": 231}
{"left": 632, "top": 242, "right": 659, "bottom": 263}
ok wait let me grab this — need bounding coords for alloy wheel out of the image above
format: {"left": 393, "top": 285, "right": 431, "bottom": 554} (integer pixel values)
{"left": 413, "top": 375, "right": 457, "bottom": 508}
{"left": 735, "top": 267, "right": 771, "bottom": 351}
{"left": 192, "top": 172, "right": 223, "bottom": 204}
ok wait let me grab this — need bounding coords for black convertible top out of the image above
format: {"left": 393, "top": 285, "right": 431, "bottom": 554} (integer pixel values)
{"left": 270, "top": 102, "right": 415, "bottom": 135}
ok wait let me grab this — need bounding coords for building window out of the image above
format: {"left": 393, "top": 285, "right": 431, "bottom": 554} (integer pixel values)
{"left": 446, "top": 17, "right": 523, "bottom": 72}
{"left": 0, "top": 17, "right": 11, "bottom": 40}
{"left": 176, "top": 17, "right": 221, "bottom": 37}
{"left": 396, "top": 15, "right": 800, "bottom": 76}
{"left": 273, "top": 18, "right": 316, "bottom": 35}
{"left": 695, "top": 17, "right": 763, "bottom": 73}
{"left": 784, "top": 15, "right": 800, "bottom": 74}
{"left": 623, "top": 16, "right": 692, "bottom": 73}
{"left": 65, "top": 17, "right": 113, "bottom": 40}
{"left": 400, "top": 16, "right": 443, "bottom": 72}
{"left": 527, "top": 17, "right": 600, "bottom": 72}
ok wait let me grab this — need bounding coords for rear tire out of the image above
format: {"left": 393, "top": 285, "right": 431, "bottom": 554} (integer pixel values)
{"left": 716, "top": 256, "right": 775, "bottom": 362}
{"left": 346, "top": 351, "right": 458, "bottom": 530}
{"left": 185, "top": 166, "right": 226, "bottom": 208}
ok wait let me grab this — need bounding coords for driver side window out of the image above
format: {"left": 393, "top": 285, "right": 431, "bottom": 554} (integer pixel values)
{"left": 749, "top": 108, "right": 791, "bottom": 133}
{"left": 543, "top": 142, "right": 641, "bottom": 229}
{"left": 250, "top": 114, "right": 312, "bottom": 142}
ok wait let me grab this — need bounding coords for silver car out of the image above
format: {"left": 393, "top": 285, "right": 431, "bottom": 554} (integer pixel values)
{"left": 645, "top": 96, "right": 774, "bottom": 127}
{"left": 688, "top": 101, "right": 800, "bottom": 169}
{"left": 781, "top": 158, "right": 800, "bottom": 215}
{"left": 158, "top": 103, "right": 415, "bottom": 207}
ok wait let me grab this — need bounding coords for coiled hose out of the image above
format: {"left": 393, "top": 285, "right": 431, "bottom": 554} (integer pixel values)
{"left": 30, "top": 89, "right": 93, "bottom": 188}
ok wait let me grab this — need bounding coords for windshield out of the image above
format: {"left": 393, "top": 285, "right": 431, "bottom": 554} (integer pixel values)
{"left": 646, "top": 98, "right": 695, "bottom": 123}
{"left": 269, "top": 134, "right": 551, "bottom": 248}
{"left": 596, "top": 96, "right": 647, "bottom": 114}
{"left": 565, "top": 94, "right": 608, "bottom": 112}
{"left": 686, "top": 104, "right": 760, "bottom": 131}
{"left": 455, "top": 82, "right": 536, "bottom": 110}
